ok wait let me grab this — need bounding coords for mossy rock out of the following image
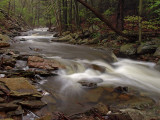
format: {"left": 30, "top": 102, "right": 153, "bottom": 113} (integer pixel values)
{"left": 120, "top": 44, "right": 137, "bottom": 55}
{"left": 137, "top": 42, "right": 158, "bottom": 54}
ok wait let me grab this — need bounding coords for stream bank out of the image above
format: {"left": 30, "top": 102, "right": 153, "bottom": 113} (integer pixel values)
{"left": 52, "top": 30, "right": 160, "bottom": 65}
{"left": 0, "top": 28, "right": 160, "bottom": 120}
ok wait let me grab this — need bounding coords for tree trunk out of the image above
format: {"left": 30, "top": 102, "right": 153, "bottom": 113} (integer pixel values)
{"left": 116, "top": 0, "right": 124, "bottom": 31}
{"left": 74, "top": 0, "right": 80, "bottom": 29}
{"left": 138, "top": 0, "right": 143, "bottom": 42}
{"left": 77, "top": 0, "right": 136, "bottom": 40}
{"left": 62, "top": 0, "right": 68, "bottom": 30}
{"left": 7, "top": 0, "right": 11, "bottom": 16}
{"left": 69, "top": 0, "right": 73, "bottom": 31}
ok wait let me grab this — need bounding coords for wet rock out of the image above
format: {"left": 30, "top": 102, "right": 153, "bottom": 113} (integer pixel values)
{"left": 28, "top": 56, "right": 65, "bottom": 70}
{"left": 118, "top": 94, "right": 131, "bottom": 101}
{"left": 116, "top": 96, "right": 155, "bottom": 109}
{"left": 114, "top": 86, "right": 128, "bottom": 93}
{"left": 78, "top": 81, "right": 97, "bottom": 88}
{"left": 19, "top": 38, "right": 26, "bottom": 41}
{"left": 90, "top": 64, "right": 106, "bottom": 73}
{"left": 119, "top": 108, "right": 146, "bottom": 120}
{"left": 36, "top": 115, "right": 52, "bottom": 120}
{"left": 19, "top": 100, "right": 46, "bottom": 109}
{"left": 93, "top": 103, "right": 109, "bottom": 115}
{"left": 137, "top": 42, "right": 158, "bottom": 54}
{"left": 108, "top": 112, "right": 132, "bottom": 120}
{"left": 2, "top": 57, "right": 16, "bottom": 67}
{"left": 0, "top": 82, "right": 10, "bottom": 95}
{"left": 120, "top": 44, "right": 137, "bottom": 55}
{"left": 16, "top": 54, "right": 29, "bottom": 61}
{"left": 78, "top": 78, "right": 103, "bottom": 88}
{"left": 0, "top": 102, "right": 19, "bottom": 111}
{"left": 4, "top": 66, "right": 13, "bottom": 70}
{"left": 0, "top": 42, "right": 10, "bottom": 47}
{"left": 0, "top": 78, "right": 42, "bottom": 97}
{"left": 7, "top": 106, "right": 24, "bottom": 116}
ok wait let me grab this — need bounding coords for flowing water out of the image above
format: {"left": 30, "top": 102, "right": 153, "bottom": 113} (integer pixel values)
{"left": 11, "top": 28, "right": 160, "bottom": 115}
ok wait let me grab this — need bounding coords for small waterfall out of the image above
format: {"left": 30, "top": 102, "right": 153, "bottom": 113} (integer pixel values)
{"left": 48, "top": 57, "right": 160, "bottom": 96}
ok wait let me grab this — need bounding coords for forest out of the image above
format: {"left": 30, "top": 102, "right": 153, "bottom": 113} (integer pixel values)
{"left": 0, "top": 0, "right": 160, "bottom": 120}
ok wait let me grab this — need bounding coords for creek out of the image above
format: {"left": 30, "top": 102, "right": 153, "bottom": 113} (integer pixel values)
{"left": 10, "top": 28, "right": 160, "bottom": 115}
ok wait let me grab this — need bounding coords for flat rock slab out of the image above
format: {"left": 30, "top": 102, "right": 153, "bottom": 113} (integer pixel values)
{"left": 0, "top": 78, "right": 41, "bottom": 97}
{"left": 28, "top": 56, "right": 65, "bottom": 70}
{"left": 19, "top": 100, "right": 46, "bottom": 109}
{"left": 0, "top": 102, "right": 18, "bottom": 111}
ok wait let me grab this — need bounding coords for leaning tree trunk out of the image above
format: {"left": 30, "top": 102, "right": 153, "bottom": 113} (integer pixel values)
{"left": 76, "top": 0, "right": 136, "bottom": 40}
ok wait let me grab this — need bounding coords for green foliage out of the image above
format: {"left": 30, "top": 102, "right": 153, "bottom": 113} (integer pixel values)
{"left": 124, "top": 16, "right": 160, "bottom": 30}
{"left": 145, "top": 0, "right": 160, "bottom": 20}
{"left": 87, "top": 17, "right": 101, "bottom": 24}
{"left": 91, "top": 32, "right": 101, "bottom": 38}
{"left": 103, "top": 8, "right": 115, "bottom": 17}
{"left": 79, "top": 9, "right": 86, "bottom": 18}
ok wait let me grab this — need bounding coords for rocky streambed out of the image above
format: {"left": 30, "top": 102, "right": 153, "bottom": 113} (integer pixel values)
{"left": 0, "top": 28, "right": 160, "bottom": 120}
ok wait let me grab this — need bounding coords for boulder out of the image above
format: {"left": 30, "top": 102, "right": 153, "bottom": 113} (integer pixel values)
{"left": 0, "top": 78, "right": 42, "bottom": 97}
{"left": 28, "top": 56, "right": 65, "bottom": 70}
{"left": 154, "top": 47, "right": 160, "bottom": 56}
{"left": 137, "top": 42, "right": 158, "bottom": 54}
{"left": 120, "top": 44, "right": 137, "bottom": 55}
